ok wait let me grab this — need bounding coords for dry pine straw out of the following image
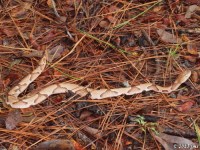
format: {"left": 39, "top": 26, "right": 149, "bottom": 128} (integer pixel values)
{"left": 0, "top": 0, "right": 199, "bottom": 149}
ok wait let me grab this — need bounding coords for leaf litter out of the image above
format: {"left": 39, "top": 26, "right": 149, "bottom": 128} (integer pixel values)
{"left": 0, "top": 0, "right": 199, "bottom": 149}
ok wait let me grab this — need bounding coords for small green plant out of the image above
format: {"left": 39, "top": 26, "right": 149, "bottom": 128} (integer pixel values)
{"left": 134, "top": 115, "right": 159, "bottom": 135}
{"left": 135, "top": 115, "right": 146, "bottom": 126}
{"left": 168, "top": 44, "right": 180, "bottom": 58}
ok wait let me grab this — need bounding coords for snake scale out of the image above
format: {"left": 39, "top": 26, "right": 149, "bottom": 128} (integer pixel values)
{"left": 7, "top": 55, "right": 191, "bottom": 108}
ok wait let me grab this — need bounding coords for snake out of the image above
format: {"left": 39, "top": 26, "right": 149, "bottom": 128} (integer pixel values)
{"left": 7, "top": 55, "right": 192, "bottom": 108}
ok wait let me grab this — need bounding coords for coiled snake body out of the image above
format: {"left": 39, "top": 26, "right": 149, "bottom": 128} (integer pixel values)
{"left": 7, "top": 55, "right": 191, "bottom": 108}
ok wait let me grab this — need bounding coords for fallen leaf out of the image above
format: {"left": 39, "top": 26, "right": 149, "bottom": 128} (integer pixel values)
{"left": 154, "top": 133, "right": 197, "bottom": 150}
{"left": 157, "top": 29, "right": 182, "bottom": 44}
{"left": 194, "top": 123, "right": 200, "bottom": 145}
{"left": 154, "top": 134, "right": 176, "bottom": 150}
{"left": 153, "top": 5, "right": 163, "bottom": 12}
{"left": 106, "top": 15, "right": 118, "bottom": 23}
{"left": 185, "top": 5, "right": 200, "bottom": 19}
{"left": 99, "top": 20, "right": 110, "bottom": 29}
{"left": 35, "top": 139, "right": 75, "bottom": 150}
{"left": 187, "top": 43, "right": 198, "bottom": 55}
{"left": 5, "top": 110, "right": 22, "bottom": 130}
{"left": 83, "top": 126, "right": 102, "bottom": 139}
{"left": 10, "top": 2, "right": 32, "bottom": 18}
{"left": 191, "top": 71, "right": 198, "bottom": 83}
{"left": 182, "top": 34, "right": 190, "bottom": 42}
{"left": 71, "top": 139, "right": 86, "bottom": 150}
{"left": 177, "top": 100, "right": 195, "bottom": 112}
{"left": 48, "top": 45, "right": 65, "bottom": 62}
{"left": 79, "top": 110, "right": 93, "bottom": 120}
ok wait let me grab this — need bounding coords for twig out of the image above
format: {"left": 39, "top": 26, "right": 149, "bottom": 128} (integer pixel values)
{"left": 51, "top": 0, "right": 60, "bottom": 18}
{"left": 141, "top": 29, "right": 161, "bottom": 82}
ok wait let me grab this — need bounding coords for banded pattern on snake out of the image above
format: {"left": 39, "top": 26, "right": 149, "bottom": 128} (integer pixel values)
{"left": 7, "top": 55, "right": 191, "bottom": 108}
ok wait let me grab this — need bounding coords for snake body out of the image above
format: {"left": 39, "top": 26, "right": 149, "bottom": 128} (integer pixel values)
{"left": 7, "top": 55, "right": 191, "bottom": 108}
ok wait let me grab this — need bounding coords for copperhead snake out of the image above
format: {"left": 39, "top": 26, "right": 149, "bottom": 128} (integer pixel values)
{"left": 7, "top": 55, "right": 191, "bottom": 108}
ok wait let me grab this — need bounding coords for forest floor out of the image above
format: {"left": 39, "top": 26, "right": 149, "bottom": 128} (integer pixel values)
{"left": 0, "top": 0, "right": 200, "bottom": 150}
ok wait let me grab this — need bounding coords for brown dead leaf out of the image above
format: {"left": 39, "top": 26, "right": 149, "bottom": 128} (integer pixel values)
{"left": 153, "top": 5, "right": 163, "bottom": 12}
{"left": 34, "top": 139, "right": 75, "bottom": 150}
{"left": 48, "top": 45, "right": 65, "bottom": 62}
{"left": 187, "top": 43, "right": 198, "bottom": 55}
{"left": 99, "top": 20, "right": 110, "bottom": 29}
{"left": 182, "top": 35, "right": 198, "bottom": 55}
{"left": 83, "top": 126, "right": 102, "bottom": 139}
{"left": 106, "top": 15, "right": 118, "bottom": 23}
{"left": 185, "top": 5, "right": 200, "bottom": 19}
{"left": 10, "top": 2, "right": 31, "bottom": 18}
{"left": 177, "top": 100, "right": 195, "bottom": 112}
{"left": 154, "top": 133, "right": 197, "bottom": 150}
{"left": 71, "top": 139, "right": 86, "bottom": 150}
{"left": 182, "top": 34, "right": 190, "bottom": 42}
{"left": 79, "top": 110, "right": 93, "bottom": 120}
{"left": 5, "top": 110, "right": 22, "bottom": 130}
{"left": 191, "top": 71, "right": 198, "bottom": 83}
{"left": 157, "top": 29, "right": 182, "bottom": 44}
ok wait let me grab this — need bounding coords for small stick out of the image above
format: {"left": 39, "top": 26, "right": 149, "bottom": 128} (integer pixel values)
{"left": 141, "top": 29, "right": 161, "bottom": 82}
